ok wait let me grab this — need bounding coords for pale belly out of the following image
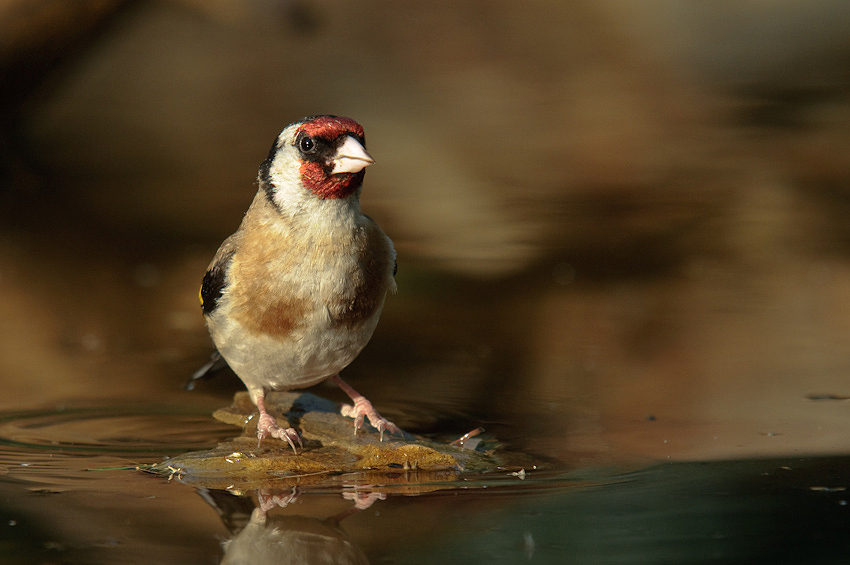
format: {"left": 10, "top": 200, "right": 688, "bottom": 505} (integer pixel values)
{"left": 207, "top": 305, "right": 382, "bottom": 399}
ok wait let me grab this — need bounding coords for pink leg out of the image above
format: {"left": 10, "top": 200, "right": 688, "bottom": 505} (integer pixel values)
{"left": 332, "top": 374, "right": 401, "bottom": 441}
{"left": 255, "top": 395, "right": 302, "bottom": 453}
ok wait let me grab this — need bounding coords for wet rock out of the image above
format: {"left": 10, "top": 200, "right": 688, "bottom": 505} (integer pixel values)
{"left": 152, "top": 391, "right": 501, "bottom": 489}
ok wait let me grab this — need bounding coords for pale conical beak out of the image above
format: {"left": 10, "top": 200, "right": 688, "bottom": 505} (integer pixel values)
{"left": 331, "top": 135, "right": 375, "bottom": 174}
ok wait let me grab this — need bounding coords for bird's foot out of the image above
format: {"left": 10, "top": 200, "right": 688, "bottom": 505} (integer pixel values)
{"left": 330, "top": 375, "right": 402, "bottom": 441}
{"left": 256, "top": 410, "right": 302, "bottom": 453}
{"left": 342, "top": 490, "right": 386, "bottom": 511}
{"left": 258, "top": 487, "right": 299, "bottom": 512}
{"left": 339, "top": 396, "right": 401, "bottom": 441}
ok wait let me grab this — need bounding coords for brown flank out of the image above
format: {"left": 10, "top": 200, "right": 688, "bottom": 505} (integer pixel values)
{"left": 329, "top": 223, "right": 392, "bottom": 329}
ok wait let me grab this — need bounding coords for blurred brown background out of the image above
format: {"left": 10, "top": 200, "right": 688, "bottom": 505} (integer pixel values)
{"left": 2, "top": 0, "right": 850, "bottom": 465}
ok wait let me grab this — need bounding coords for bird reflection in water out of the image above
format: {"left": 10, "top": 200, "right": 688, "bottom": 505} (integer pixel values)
{"left": 198, "top": 487, "right": 382, "bottom": 564}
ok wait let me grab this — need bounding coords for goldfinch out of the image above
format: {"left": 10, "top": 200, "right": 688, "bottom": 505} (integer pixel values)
{"left": 199, "top": 115, "right": 400, "bottom": 451}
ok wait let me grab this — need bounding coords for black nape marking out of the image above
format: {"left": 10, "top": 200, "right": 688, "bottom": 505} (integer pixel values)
{"left": 259, "top": 139, "right": 278, "bottom": 204}
{"left": 200, "top": 251, "right": 234, "bottom": 315}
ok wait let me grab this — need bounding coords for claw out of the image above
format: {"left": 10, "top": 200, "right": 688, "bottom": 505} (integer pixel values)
{"left": 331, "top": 376, "right": 402, "bottom": 441}
{"left": 255, "top": 395, "right": 302, "bottom": 454}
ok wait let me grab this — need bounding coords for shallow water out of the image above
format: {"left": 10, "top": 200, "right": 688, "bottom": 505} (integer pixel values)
{"left": 1, "top": 400, "right": 850, "bottom": 563}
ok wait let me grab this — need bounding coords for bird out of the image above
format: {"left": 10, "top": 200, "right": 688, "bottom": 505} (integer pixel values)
{"left": 199, "top": 115, "right": 400, "bottom": 451}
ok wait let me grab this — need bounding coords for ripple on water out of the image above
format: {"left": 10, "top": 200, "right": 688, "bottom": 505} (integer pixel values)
{"left": 0, "top": 402, "right": 589, "bottom": 497}
{"left": 0, "top": 403, "right": 234, "bottom": 456}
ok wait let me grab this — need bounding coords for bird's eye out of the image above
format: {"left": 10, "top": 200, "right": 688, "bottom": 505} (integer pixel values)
{"left": 299, "top": 136, "right": 316, "bottom": 154}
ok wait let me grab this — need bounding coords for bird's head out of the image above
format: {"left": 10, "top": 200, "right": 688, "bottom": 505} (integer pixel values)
{"left": 259, "top": 115, "right": 374, "bottom": 208}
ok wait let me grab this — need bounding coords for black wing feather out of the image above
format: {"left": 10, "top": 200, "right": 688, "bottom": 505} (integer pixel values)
{"left": 200, "top": 235, "right": 237, "bottom": 315}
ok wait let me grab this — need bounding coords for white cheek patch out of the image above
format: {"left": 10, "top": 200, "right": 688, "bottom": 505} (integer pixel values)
{"left": 269, "top": 149, "right": 307, "bottom": 212}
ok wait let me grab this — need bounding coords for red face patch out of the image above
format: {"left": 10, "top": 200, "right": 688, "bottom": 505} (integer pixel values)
{"left": 300, "top": 162, "right": 365, "bottom": 199}
{"left": 298, "top": 116, "right": 365, "bottom": 141}
{"left": 296, "top": 116, "right": 367, "bottom": 199}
